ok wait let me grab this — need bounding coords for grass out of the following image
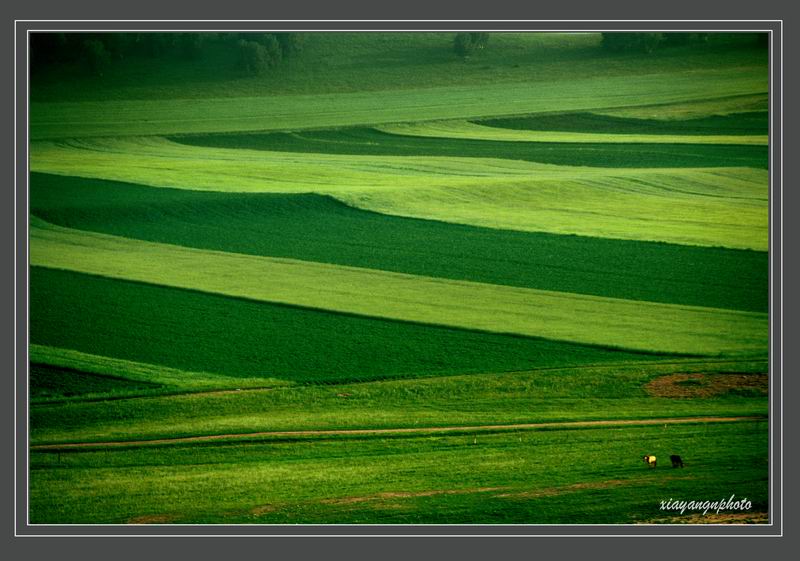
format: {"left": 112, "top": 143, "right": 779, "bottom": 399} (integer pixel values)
{"left": 341, "top": 169, "right": 767, "bottom": 252}
{"left": 30, "top": 221, "right": 768, "bottom": 355}
{"left": 29, "top": 421, "right": 768, "bottom": 524}
{"left": 29, "top": 353, "right": 767, "bottom": 445}
{"left": 29, "top": 65, "right": 768, "bottom": 139}
{"left": 377, "top": 119, "right": 767, "bottom": 145}
{"left": 26, "top": 31, "right": 771, "bottom": 525}
{"left": 30, "top": 137, "right": 768, "bottom": 250}
{"left": 172, "top": 126, "right": 769, "bottom": 169}
{"left": 477, "top": 110, "right": 768, "bottom": 136}
{"left": 30, "top": 173, "right": 768, "bottom": 312}
{"left": 29, "top": 345, "right": 289, "bottom": 403}
{"left": 30, "top": 33, "right": 767, "bottom": 104}
{"left": 29, "top": 363, "right": 164, "bottom": 400}
{"left": 594, "top": 93, "right": 768, "bottom": 120}
{"left": 31, "top": 267, "right": 672, "bottom": 389}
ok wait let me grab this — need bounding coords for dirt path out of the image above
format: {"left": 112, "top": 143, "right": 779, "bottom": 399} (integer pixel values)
{"left": 31, "top": 415, "right": 766, "bottom": 451}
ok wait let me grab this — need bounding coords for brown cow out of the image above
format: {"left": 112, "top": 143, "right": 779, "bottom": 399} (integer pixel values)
{"left": 643, "top": 454, "right": 657, "bottom": 468}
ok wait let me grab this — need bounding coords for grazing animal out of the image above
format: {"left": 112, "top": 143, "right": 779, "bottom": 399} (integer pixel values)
{"left": 643, "top": 454, "right": 657, "bottom": 468}
{"left": 670, "top": 455, "right": 684, "bottom": 468}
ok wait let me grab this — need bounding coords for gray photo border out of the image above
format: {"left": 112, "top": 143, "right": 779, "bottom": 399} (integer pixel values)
{"left": 6, "top": 13, "right": 787, "bottom": 552}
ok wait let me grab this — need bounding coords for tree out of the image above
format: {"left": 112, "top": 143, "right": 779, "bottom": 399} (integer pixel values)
{"left": 637, "top": 33, "right": 663, "bottom": 53}
{"left": 601, "top": 32, "right": 665, "bottom": 53}
{"left": 454, "top": 33, "right": 474, "bottom": 57}
{"left": 238, "top": 40, "right": 268, "bottom": 75}
{"left": 454, "top": 32, "right": 490, "bottom": 57}
{"left": 236, "top": 34, "right": 283, "bottom": 67}
{"left": 131, "top": 33, "right": 174, "bottom": 57}
{"left": 661, "top": 33, "right": 709, "bottom": 47}
{"left": 260, "top": 34, "right": 283, "bottom": 66}
{"left": 469, "top": 32, "right": 490, "bottom": 50}
{"left": 83, "top": 39, "right": 111, "bottom": 76}
{"left": 30, "top": 33, "right": 69, "bottom": 73}
{"left": 98, "top": 33, "right": 137, "bottom": 61}
{"left": 177, "top": 33, "right": 207, "bottom": 59}
{"left": 275, "top": 33, "right": 305, "bottom": 57}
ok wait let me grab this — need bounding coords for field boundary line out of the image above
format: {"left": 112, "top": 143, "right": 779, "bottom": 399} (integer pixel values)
{"left": 31, "top": 415, "right": 767, "bottom": 451}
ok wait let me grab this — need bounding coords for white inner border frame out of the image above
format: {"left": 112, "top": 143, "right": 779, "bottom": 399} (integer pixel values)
{"left": 15, "top": 21, "right": 783, "bottom": 538}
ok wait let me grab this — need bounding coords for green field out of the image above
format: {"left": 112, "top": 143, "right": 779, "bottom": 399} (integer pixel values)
{"left": 30, "top": 173, "right": 768, "bottom": 312}
{"left": 30, "top": 421, "right": 767, "bottom": 524}
{"left": 478, "top": 110, "right": 768, "bottom": 135}
{"left": 377, "top": 119, "right": 768, "bottom": 145}
{"left": 29, "top": 137, "right": 768, "bottom": 250}
{"left": 33, "top": 267, "right": 676, "bottom": 388}
{"left": 171, "top": 125, "right": 769, "bottom": 169}
{"left": 28, "top": 31, "right": 770, "bottom": 525}
{"left": 31, "top": 220, "right": 768, "bottom": 355}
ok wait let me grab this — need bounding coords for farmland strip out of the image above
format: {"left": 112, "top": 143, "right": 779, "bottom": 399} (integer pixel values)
{"left": 29, "top": 69, "right": 767, "bottom": 139}
{"left": 29, "top": 137, "right": 768, "bottom": 250}
{"left": 476, "top": 111, "right": 768, "bottom": 136}
{"left": 172, "top": 127, "right": 768, "bottom": 169}
{"left": 31, "top": 268, "right": 669, "bottom": 385}
{"left": 30, "top": 220, "right": 768, "bottom": 356}
{"left": 376, "top": 120, "right": 768, "bottom": 145}
{"left": 30, "top": 173, "right": 768, "bottom": 312}
{"left": 31, "top": 416, "right": 766, "bottom": 450}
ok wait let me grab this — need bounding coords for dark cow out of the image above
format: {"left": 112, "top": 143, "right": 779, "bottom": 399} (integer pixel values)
{"left": 670, "top": 455, "right": 684, "bottom": 468}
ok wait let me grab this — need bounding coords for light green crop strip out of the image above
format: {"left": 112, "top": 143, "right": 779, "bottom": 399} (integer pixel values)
{"left": 376, "top": 120, "right": 768, "bottom": 145}
{"left": 30, "top": 219, "right": 768, "bottom": 357}
{"left": 30, "top": 137, "right": 768, "bottom": 250}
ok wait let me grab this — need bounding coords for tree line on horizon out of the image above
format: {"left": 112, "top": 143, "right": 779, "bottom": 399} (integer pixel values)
{"left": 451, "top": 32, "right": 766, "bottom": 57}
{"left": 600, "top": 32, "right": 711, "bottom": 53}
{"left": 30, "top": 32, "right": 768, "bottom": 78}
{"left": 29, "top": 32, "right": 305, "bottom": 77}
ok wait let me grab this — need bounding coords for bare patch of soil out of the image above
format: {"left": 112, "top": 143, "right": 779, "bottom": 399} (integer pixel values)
{"left": 497, "top": 475, "right": 695, "bottom": 500}
{"left": 320, "top": 486, "right": 504, "bottom": 506}
{"left": 644, "top": 373, "right": 768, "bottom": 399}
{"left": 127, "top": 513, "right": 178, "bottom": 524}
{"left": 249, "top": 504, "right": 277, "bottom": 516}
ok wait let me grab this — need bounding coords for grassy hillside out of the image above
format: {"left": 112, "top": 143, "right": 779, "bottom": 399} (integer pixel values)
{"left": 30, "top": 138, "right": 768, "bottom": 250}
{"left": 30, "top": 174, "right": 767, "bottom": 313}
{"left": 29, "top": 31, "right": 768, "bottom": 140}
{"left": 30, "top": 348, "right": 767, "bottom": 437}
{"left": 478, "top": 110, "right": 768, "bottom": 135}
{"left": 31, "top": 267, "right": 672, "bottom": 387}
{"left": 30, "top": 221, "right": 768, "bottom": 355}
{"left": 30, "top": 353, "right": 768, "bottom": 445}
{"left": 28, "top": 31, "right": 770, "bottom": 525}
{"left": 29, "top": 68, "right": 768, "bottom": 139}
{"left": 30, "top": 32, "right": 766, "bottom": 103}
{"left": 29, "top": 345, "right": 291, "bottom": 403}
{"left": 30, "top": 420, "right": 767, "bottom": 524}
{"left": 172, "top": 126, "right": 769, "bottom": 169}
{"left": 378, "top": 119, "right": 767, "bottom": 145}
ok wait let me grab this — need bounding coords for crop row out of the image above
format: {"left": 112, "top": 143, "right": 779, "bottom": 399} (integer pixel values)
{"left": 30, "top": 222, "right": 769, "bottom": 355}
{"left": 30, "top": 173, "right": 768, "bottom": 312}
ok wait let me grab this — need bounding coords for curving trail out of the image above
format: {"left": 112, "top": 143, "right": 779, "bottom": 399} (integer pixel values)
{"left": 31, "top": 415, "right": 766, "bottom": 451}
